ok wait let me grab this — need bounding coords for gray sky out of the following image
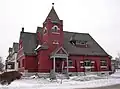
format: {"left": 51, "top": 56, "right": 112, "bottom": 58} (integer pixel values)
{"left": 0, "top": 0, "right": 120, "bottom": 60}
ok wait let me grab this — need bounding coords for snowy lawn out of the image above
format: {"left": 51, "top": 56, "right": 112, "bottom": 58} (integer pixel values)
{"left": 0, "top": 70, "right": 120, "bottom": 89}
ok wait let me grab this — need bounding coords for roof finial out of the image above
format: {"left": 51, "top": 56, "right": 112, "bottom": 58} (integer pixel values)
{"left": 52, "top": 3, "right": 54, "bottom": 7}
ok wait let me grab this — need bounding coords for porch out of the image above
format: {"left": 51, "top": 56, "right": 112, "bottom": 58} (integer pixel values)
{"left": 50, "top": 47, "right": 69, "bottom": 73}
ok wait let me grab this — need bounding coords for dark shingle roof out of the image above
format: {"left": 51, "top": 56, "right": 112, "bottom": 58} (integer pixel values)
{"left": 13, "top": 42, "right": 19, "bottom": 53}
{"left": 63, "top": 31, "right": 108, "bottom": 56}
{"left": 20, "top": 32, "right": 37, "bottom": 55}
{"left": 44, "top": 7, "right": 60, "bottom": 22}
{"left": 36, "top": 27, "right": 43, "bottom": 45}
{"left": 20, "top": 30, "right": 108, "bottom": 56}
{"left": 36, "top": 27, "right": 43, "bottom": 34}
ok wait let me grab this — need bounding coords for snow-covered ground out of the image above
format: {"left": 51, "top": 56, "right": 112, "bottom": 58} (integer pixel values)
{"left": 0, "top": 70, "right": 120, "bottom": 89}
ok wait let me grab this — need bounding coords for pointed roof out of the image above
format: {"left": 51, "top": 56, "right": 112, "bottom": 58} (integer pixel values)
{"left": 50, "top": 47, "right": 68, "bottom": 58}
{"left": 45, "top": 6, "right": 60, "bottom": 22}
{"left": 51, "top": 46, "right": 68, "bottom": 56}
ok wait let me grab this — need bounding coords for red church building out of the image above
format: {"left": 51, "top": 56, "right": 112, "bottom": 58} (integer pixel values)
{"left": 17, "top": 5, "right": 112, "bottom": 76}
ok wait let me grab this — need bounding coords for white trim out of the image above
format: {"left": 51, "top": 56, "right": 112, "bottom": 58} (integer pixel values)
{"left": 35, "top": 44, "right": 41, "bottom": 50}
{"left": 80, "top": 66, "right": 84, "bottom": 68}
{"left": 62, "top": 61, "right": 64, "bottom": 72}
{"left": 43, "top": 27, "right": 47, "bottom": 35}
{"left": 54, "top": 46, "right": 69, "bottom": 56}
{"left": 80, "top": 61, "right": 84, "bottom": 63}
{"left": 91, "top": 61, "right": 95, "bottom": 63}
{"left": 17, "top": 54, "right": 25, "bottom": 60}
{"left": 53, "top": 41, "right": 59, "bottom": 44}
{"left": 100, "top": 66, "right": 107, "bottom": 68}
{"left": 52, "top": 32, "right": 60, "bottom": 34}
{"left": 80, "top": 66, "right": 94, "bottom": 68}
{"left": 65, "top": 66, "right": 75, "bottom": 68}
{"left": 52, "top": 25, "right": 60, "bottom": 30}
{"left": 53, "top": 57, "right": 55, "bottom": 72}
{"left": 18, "top": 47, "right": 23, "bottom": 53}
{"left": 84, "top": 66, "right": 94, "bottom": 68}
{"left": 66, "top": 57, "right": 69, "bottom": 72}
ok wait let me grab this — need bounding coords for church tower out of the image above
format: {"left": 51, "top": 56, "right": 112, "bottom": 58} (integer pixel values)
{"left": 42, "top": 3, "right": 63, "bottom": 52}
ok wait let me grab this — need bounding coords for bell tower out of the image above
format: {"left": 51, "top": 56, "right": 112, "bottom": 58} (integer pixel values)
{"left": 42, "top": 3, "right": 64, "bottom": 51}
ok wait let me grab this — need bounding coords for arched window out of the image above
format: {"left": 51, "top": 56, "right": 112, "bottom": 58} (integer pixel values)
{"left": 43, "top": 27, "right": 47, "bottom": 35}
{"left": 51, "top": 25, "right": 60, "bottom": 34}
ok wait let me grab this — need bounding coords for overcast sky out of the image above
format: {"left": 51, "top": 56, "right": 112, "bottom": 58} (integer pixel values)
{"left": 0, "top": 0, "right": 120, "bottom": 60}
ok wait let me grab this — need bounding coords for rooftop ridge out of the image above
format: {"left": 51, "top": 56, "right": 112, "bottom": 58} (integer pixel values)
{"left": 63, "top": 31, "right": 89, "bottom": 35}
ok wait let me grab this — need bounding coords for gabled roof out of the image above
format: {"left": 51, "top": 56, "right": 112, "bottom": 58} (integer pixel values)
{"left": 63, "top": 31, "right": 109, "bottom": 56}
{"left": 50, "top": 47, "right": 68, "bottom": 58}
{"left": 51, "top": 46, "right": 68, "bottom": 56}
{"left": 20, "top": 32, "right": 37, "bottom": 55}
{"left": 44, "top": 6, "right": 60, "bottom": 22}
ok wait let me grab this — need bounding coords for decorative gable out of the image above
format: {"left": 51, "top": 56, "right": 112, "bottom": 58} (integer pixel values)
{"left": 56, "top": 48, "right": 67, "bottom": 55}
{"left": 50, "top": 47, "right": 68, "bottom": 58}
{"left": 55, "top": 47, "right": 68, "bottom": 55}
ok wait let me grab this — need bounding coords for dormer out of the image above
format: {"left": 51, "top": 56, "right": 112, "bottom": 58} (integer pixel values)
{"left": 70, "top": 34, "right": 88, "bottom": 48}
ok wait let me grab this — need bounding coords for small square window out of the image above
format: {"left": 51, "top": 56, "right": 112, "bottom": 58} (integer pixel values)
{"left": 100, "top": 60, "right": 107, "bottom": 66}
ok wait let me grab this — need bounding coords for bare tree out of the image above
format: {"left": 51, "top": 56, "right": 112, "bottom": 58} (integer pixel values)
{"left": 115, "top": 53, "right": 120, "bottom": 69}
{"left": 0, "top": 56, "right": 4, "bottom": 72}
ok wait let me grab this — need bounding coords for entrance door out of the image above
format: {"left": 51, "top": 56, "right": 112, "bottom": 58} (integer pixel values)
{"left": 55, "top": 60, "right": 62, "bottom": 72}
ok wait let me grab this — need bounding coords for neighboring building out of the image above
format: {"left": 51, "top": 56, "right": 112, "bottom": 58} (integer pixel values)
{"left": 111, "top": 59, "right": 117, "bottom": 73}
{"left": 6, "top": 43, "right": 19, "bottom": 71}
{"left": 115, "top": 57, "right": 120, "bottom": 69}
{"left": 17, "top": 5, "right": 112, "bottom": 75}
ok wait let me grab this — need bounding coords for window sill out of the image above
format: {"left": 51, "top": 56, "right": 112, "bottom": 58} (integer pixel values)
{"left": 52, "top": 32, "right": 60, "bottom": 34}
{"left": 53, "top": 42, "right": 59, "bottom": 44}
{"left": 101, "top": 66, "right": 107, "bottom": 68}
{"left": 65, "top": 66, "right": 75, "bottom": 68}
{"left": 80, "top": 66, "right": 94, "bottom": 68}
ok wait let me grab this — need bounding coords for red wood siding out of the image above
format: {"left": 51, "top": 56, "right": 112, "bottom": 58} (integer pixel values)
{"left": 25, "top": 56, "right": 38, "bottom": 72}
{"left": 37, "top": 50, "right": 52, "bottom": 72}
{"left": 63, "top": 55, "right": 111, "bottom": 72}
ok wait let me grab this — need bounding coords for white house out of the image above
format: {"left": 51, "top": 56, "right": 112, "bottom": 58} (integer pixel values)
{"left": 6, "top": 43, "right": 19, "bottom": 71}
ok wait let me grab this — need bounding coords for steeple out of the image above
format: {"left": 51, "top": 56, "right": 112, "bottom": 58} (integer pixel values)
{"left": 44, "top": 3, "right": 60, "bottom": 23}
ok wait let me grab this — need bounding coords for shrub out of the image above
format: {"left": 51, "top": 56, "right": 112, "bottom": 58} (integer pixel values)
{"left": 0, "top": 71, "right": 22, "bottom": 85}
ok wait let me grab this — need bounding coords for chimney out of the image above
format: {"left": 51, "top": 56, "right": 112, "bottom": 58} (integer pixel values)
{"left": 22, "top": 27, "right": 24, "bottom": 32}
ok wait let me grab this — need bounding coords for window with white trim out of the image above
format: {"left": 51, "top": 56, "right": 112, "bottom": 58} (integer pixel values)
{"left": 68, "top": 59, "right": 73, "bottom": 66}
{"left": 43, "top": 27, "right": 47, "bottom": 35}
{"left": 51, "top": 25, "right": 60, "bottom": 33}
{"left": 100, "top": 60, "right": 107, "bottom": 66}
{"left": 84, "top": 60, "right": 91, "bottom": 66}
{"left": 80, "top": 60, "right": 94, "bottom": 68}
